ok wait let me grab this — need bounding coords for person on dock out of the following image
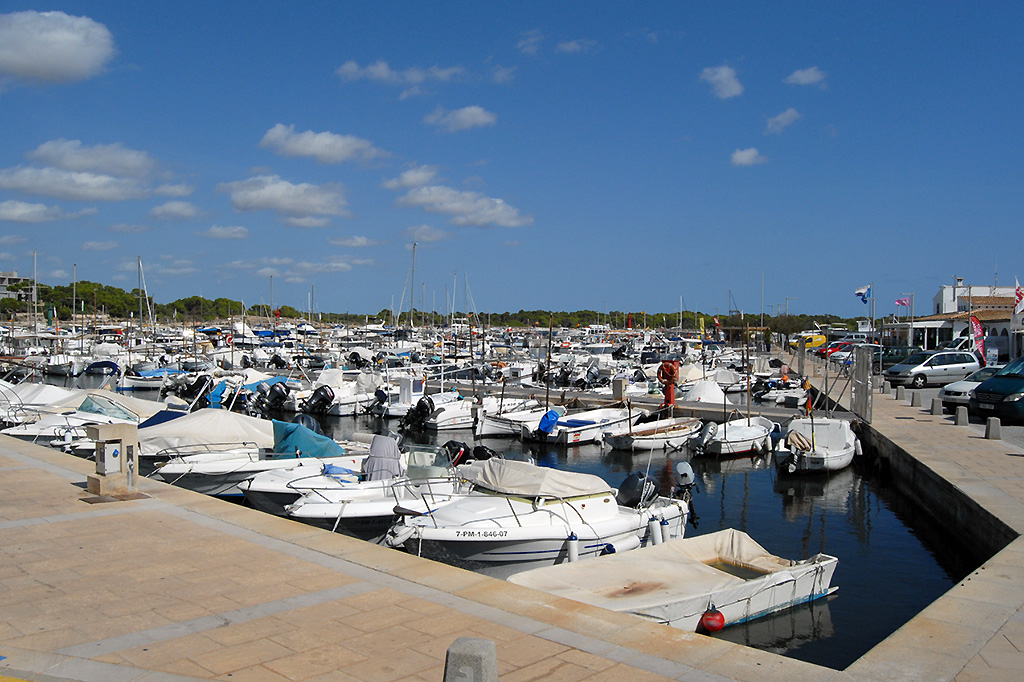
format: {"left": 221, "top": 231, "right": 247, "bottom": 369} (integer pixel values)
{"left": 657, "top": 358, "right": 679, "bottom": 407}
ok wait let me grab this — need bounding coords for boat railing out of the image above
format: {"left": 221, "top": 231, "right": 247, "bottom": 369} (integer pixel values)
{"left": 147, "top": 440, "right": 261, "bottom": 461}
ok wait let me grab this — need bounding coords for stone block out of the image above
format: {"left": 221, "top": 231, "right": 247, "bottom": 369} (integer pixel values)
{"left": 985, "top": 417, "right": 1002, "bottom": 440}
{"left": 444, "top": 637, "right": 498, "bottom": 682}
{"left": 896, "top": 385, "right": 906, "bottom": 401}
{"left": 86, "top": 472, "right": 128, "bottom": 496}
{"left": 910, "top": 391, "right": 922, "bottom": 407}
{"left": 931, "top": 397, "right": 943, "bottom": 416}
{"left": 955, "top": 406, "right": 969, "bottom": 426}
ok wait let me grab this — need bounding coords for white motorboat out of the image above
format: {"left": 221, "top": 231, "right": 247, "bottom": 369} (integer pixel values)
{"left": 773, "top": 417, "right": 861, "bottom": 473}
{"left": 149, "top": 420, "right": 371, "bottom": 497}
{"left": 474, "top": 403, "right": 549, "bottom": 438}
{"left": 385, "top": 458, "right": 691, "bottom": 579}
{"left": 520, "top": 406, "right": 640, "bottom": 445}
{"left": 602, "top": 415, "right": 703, "bottom": 452}
{"left": 696, "top": 415, "right": 778, "bottom": 457}
{"left": 508, "top": 528, "right": 837, "bottom": 632}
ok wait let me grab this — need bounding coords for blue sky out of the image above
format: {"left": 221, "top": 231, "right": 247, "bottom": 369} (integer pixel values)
{"left": 1, "top": 2, "right": 1021, "bottom": 321}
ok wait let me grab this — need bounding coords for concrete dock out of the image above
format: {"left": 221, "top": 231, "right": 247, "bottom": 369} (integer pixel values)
{"left": 3, "top": 381, "right": 1024, "bottom": 681}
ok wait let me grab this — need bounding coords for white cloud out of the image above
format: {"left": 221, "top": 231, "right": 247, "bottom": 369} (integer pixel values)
{"left": 148, "top": 200, "right": 200, "bottom": 220}
{"left": 424, "top": 106, "right": 497, "bottom": 133}
{"left": 517, "top": 29, "right": 545, "bottom": 56}
{"left": 50, "top": 269, "right": 68, "bottom": 279}
{"left": 155, "top": 183, "right": 194, "bottom": 197}
{"left": 259, "top": 124, "right": 387, "bottom": 164}
{"left": 765, "top": 108, "right": 802, "bottom": 135}
{"left": 328, "top": 236, "right": 379, "bottom": 247}
{"left": 0, "top": 199, "right": 95, "bottom": 222}
{"left": 731, "top": 148, "right": 768, "bottom": 166}
{"left": 0, "top": 166, "right": 145, "bottom": 201}
{"left": 0, "top": 235, "right": 27, "bottom": 245}
{"left": 556, "top": 39, "right": 597, "bottom": 54}
{"left": 128, "top": 258, "right": 197, "bottom": 276}
{"left": 0, "top": 10, "right": 114, "bottom": 83}
{"left": 285, "top": 216, "right": 329, "bottom": 227}
{"left": 218, "top": 174, "right": 349, "bottom": 222}
{"left": 492, "top": 65, "right": 517, "bottom": 84}
{"left": 81, "top": 240, "right": 117, "bottom": 251}
{"left": 785, "top": 66, "right": 826, "bottom": 87}
{"left": 0, "top": 252, "right": 13, "bottom": 261}
{"left": 383, "top": 165, "right": 439, "bottom": 190}
{"left": 398, "top": 185, "right": 533, "bottom": 227}
{"left": 200, "top": 225, "right": 249, "bottom": 239}
{"left": 700, "top": 65, "right": 743, "bottom": 99}
{"left": 27, "top": 139, "right": 155, "bottom": 177}
{"left": 336, "top": 60, "right": 463, "bottom": 98}
{"left": 405, "top": 224, "right": 451, "bottom": 242}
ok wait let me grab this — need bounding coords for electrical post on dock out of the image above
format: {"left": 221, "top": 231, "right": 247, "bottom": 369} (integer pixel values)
{"left": 86, "top": 423, "right": 140, "bottom": 497}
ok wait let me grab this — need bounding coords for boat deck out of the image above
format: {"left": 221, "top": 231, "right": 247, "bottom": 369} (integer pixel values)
{"left": 2, "top": 368, "right": 1024, "bottom": 680}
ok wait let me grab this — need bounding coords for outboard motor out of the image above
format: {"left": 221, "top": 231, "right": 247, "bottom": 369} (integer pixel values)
{"left": 246, "top": 383, "right": 271, "bottom": 418}
{"left": 442, "top": 440, "right": 470, "bottom": 466}
{"left": 673, "top": 462, "right": 700, "bottom": 529}
{"left": 268, "top": 382, "right": 290, "bottom": 408}
{"left": 347, "top": 351, "right": 366, "bottom": 368}
{"left": 292, "top": 412, "right": 323, "bottom": 435}
{"left": 270, "top": 354, "right": 288, "bottom": 369}
{"left": 687, "top": 421, "right": 718, "bottom": 456}
{"left": 300, "top": 385, "right": 335, "bottom": 413}
{"left": 400, "top": 396, "right": 433, "bottom": 430}
{"left": 616, "top": 471, "right": 661, "bottom": 508}
{"left": 632, "top": 369, "right": 648, "bottom": 383}
{"left": 471, "top": 445, "right": 499, "bottom": 461}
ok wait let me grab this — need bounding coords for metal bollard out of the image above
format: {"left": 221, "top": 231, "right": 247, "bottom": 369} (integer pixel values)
{"left": 896, "top": 385, "right": 906, "bottom": 401}
{"left": 931, "top": 398, "right": 943, "bottom": 416}
{"left": 985, "top": 417, "right": 1002, "bottom": 440}
{"left": 910, "top": 392, "right": 922, "bottom": 408}
{"left": 955, "top": 406, "right": 969, "bottom": 426}
{"left": 444, "top": 637, "right": 498, "bottom": 682}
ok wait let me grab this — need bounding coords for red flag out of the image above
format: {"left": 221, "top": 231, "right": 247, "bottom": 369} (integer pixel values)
{"left": 713, "top": 317, "right": 721, "bottom": 328}
{"left": 970, "top": 314, "right": 986, "bottom": 365}
{"left": 1015, "top": 278, "right": 1024, "bottom": 315}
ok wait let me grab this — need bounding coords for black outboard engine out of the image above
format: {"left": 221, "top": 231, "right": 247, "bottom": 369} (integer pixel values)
{"left": 300, "top": 385, "right": 335, "bottom": 413}
{"left": 472, "top": 445, "right": 499, "bottom": 461}
{"left": 400, "top": 396, "right": 432, "bottom": 430}
{"left": 347, "top": 351, "right": 367, "bottom": 368}
{"left": 616, "top": 471, "right": 661, "bottom": 508}
{"left": 292, "top": 412, "right": 323, "bottom": 435}
{"left": 633, "top": 368, "right": 648, "bottom": 383}
{"left": 246, "top": 383, "right": 271, "bottom": 418}
{"left": 442, "top": 440, "right": 470, "bottom": 466}
{"left": 270, "top": 354, "right": 288, "bottom": 369}
{"left": 266, "top": 382, "right": 290, "bottom": 409}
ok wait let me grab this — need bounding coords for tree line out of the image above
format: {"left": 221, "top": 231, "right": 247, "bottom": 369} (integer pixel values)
{"left": 0, "top": 280, "right": 857, "bottom": 333}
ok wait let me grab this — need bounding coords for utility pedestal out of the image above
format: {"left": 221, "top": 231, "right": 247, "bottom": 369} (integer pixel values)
{"left": 86, "top": 423, "right": 140, "bottom": 496}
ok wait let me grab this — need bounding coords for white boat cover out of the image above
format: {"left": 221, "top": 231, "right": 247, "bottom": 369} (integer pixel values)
{"left": 787, "top": 418, "right": 852, "bottom": 452}
{"left": 467, "top": 459, "right": 612, "bottom": 498}
{"left": 678, "top": 364, "right": 705, "bottom": 382}
{"left": 0, "top": 382, "right": 74, "bottom": 406}
{"left": 682, "top": 380, "right": 731, "bottom": 404}
{"left": 138, "top": 408, "right": 275, "bottom": 454}
{"left": 509, "top": 529, "right": 816, "bottom": 623}
{"left": 53, "top": 390, "right": 168, "bottom": 421}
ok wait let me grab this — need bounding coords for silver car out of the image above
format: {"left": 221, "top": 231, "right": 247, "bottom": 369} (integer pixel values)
{"left": 937, "top": 365, "right": 1004, "bottom": 412}
{"left": 885, "top": 350, "right": 982, "bottom": 388}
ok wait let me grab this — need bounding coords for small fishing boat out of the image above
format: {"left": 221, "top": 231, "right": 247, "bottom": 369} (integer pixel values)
{"left": 602, "top": 414, "right": 703, "bottom": 452}
{"left": 692, "top": 415, "right": 778, "bottom": 457}
{"left": 520, "top": 406, "right": 639, "bottom": 445}
{"left": 508, "top": 528, "right": 838, "bottom": 633}
{"left": 773, "top": 417, "right": 861, "bottom": 473}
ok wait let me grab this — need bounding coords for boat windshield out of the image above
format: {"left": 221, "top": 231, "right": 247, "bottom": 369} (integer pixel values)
{"left": 78, "top": 395, "right": 139, "bottom": 421}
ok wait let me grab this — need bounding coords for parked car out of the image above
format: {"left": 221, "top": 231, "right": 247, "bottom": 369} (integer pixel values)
{"left": 825, "top": 341, "right": 854, "bottom": 359}
{"left": 790, "top": 333, "right": 827, "bottom": 351}
{"left": 969, "top": 356, "right": 1024, "bottom": 423}
{"left": 830, "top": 342, "right": 870, "bottom": 365}
{"left": 869, "top": 346, "right": 922, "bottom": 374}
{"left": 937, "top": 365, "right": 1003, "bottom": 413}
{"left": 885, "top": 350, "right": 981, "bottom": 388}
{"left": 814, "top": 340, "right": 846, "bottom": 358}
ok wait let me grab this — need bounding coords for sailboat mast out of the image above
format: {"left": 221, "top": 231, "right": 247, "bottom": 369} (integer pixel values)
{"left": 409, "top": 242, "right": 416, "bottom": 331}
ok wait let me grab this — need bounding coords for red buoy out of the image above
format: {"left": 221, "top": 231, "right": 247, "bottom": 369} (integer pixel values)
{"left": 700, "top": 607, "right": 726, "bottom": 632}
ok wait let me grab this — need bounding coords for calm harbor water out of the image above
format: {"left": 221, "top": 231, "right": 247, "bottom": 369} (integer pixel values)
{"left": 46, "top": 375, "right": 982, "bottom": 670}
{"left": 315, "top": 412, "right": 979, "bottom": 670}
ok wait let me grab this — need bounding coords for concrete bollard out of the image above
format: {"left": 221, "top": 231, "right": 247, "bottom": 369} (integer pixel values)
{"left": 931, "top": 397, "right": 943, "bottom": 416}
{"left": 910, "top": 392, "right": 922, "bottom": 407}
{"left": 986, "top": 417, "right": 1002, "bottom": 440}
{"left": 880, "top": 381, "right": 890, "bottom": 394}
{"left": 955, "top": 406, "right": 969, "bottom": 426}
{"left": 896, "top": 385, "right": 906, "bottom": 401}
{"left": 444, "top": 637, "right": 498, "bottom": 682}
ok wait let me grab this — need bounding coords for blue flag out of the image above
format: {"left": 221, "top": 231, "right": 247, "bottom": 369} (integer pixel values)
{"left": 855, "top": 285, "right": 871, "bottom": 304}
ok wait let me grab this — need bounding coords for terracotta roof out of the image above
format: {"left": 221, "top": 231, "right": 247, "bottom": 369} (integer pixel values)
{"left": 957, "top": 295, "right": 1014, "bottom": 307}
{"left": 951, "top": 309, "right": 1013, "bottom": 322}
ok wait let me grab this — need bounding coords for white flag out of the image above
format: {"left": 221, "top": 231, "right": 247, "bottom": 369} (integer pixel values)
{"left": 1016, "top": 278, "right": 1024, "bottom": 315}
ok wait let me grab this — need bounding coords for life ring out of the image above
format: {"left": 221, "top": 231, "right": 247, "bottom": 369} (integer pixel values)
{"left": 225, "top": 334, "right": 233, "bottom": 345}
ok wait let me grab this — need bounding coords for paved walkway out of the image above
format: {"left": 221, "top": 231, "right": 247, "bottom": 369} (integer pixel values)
{"left": 2, "top": 374, "right": 1024, "bottom": 680}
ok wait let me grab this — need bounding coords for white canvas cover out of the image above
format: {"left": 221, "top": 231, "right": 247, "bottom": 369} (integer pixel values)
{"left": 138, "top": 408, "right": 275, "bottom": 454}
{"left": 0, "top": 382, "right": 74, "bottom": 406}
{"left": 787, "top": 418, "right": 852, "bottom": 452}
{"left": 682, "top": 380, "right": 731, "bottom": 404}
{"left": 314, "top": 368, "right": 348, "bottom": 388}
{"left": 467, "top": 459, "right": 611, "bottom": 498}
{"left": 509, "top": 529, "right": 824, "bottom": 625}
{"left": 677, "top": 363, "right": 704, "bottom": 382}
